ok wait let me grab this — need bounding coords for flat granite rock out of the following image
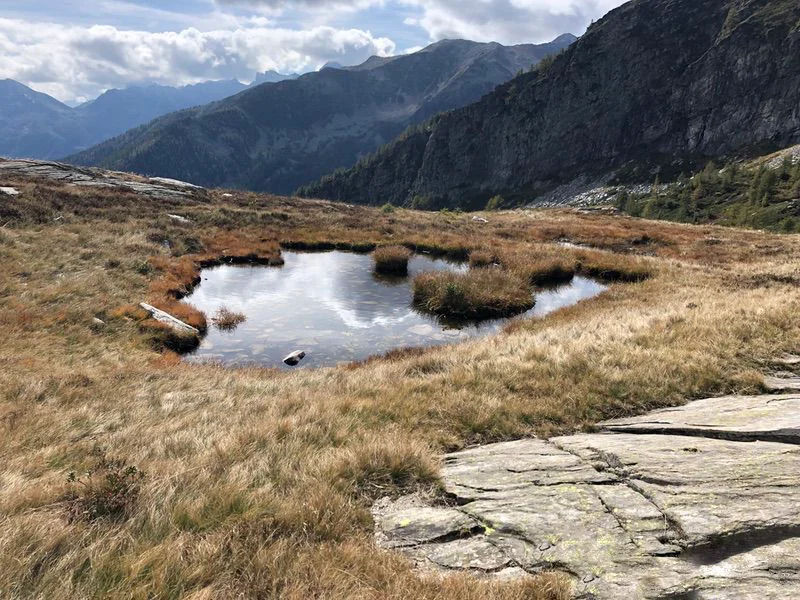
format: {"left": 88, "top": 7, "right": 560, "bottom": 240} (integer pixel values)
{"left": 773, "top": 354, "right": 800, "bottom": 367}
{"left": 554, "top": 433, "right": 800, "bottom": 547}
{"left": 763, "top": 376, "right": 800, "bottom": 393}
{"left": 374, "top": 394, "right": 800, "bottom": 598}
{"left": 599, "top": 393, "right": 800, "bottom": 443}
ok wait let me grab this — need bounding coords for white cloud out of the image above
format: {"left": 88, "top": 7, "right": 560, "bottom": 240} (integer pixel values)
{"left": 217, "top": 0, "right": 628, "bottom": 47}
{"left": 399, "top": 0, "right": 627, "bottom": 45}
{"left": 217, "top": 0, "right": 383, "bottom": 11}
{"left": 0, "top": 17, "right": 395, "bottom": 103}
{"left": 0, "top": 0, "right": 629, "bottom": 104}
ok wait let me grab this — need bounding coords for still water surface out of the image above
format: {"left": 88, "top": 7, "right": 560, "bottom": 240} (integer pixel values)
{"left": 183, "top": 251, "right": 606, "bottom": 368}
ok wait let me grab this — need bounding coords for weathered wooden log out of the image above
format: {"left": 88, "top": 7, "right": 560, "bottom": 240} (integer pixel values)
{"left": 139, "top": 303, "right": 199, "bottom": 334}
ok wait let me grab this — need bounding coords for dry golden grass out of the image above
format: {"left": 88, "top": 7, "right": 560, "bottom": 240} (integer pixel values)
{"left": 373, "top": 245, "right": 412, "bottom": 275}
{"left": 468, "top": 249, "right": 495, "bottom": 268}
{"left": 0, "top": 178, "right": 799, "bottom": 599}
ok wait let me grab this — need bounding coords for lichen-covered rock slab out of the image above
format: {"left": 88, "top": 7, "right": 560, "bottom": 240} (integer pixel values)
{"left": 374, "top": 393, "right": 800, "bottom": 598}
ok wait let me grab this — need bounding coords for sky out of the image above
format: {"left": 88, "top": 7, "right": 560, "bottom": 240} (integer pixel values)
{"left": 0, "top": 0, "right": 627, "bottom": 104}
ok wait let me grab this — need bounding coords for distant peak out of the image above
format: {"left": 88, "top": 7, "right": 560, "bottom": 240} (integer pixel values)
{"left": 321, "top": 61, "right": 344, "bottom": 71}
{"left": 0, "top": 78, "right": 27, "bottom": 89}
{"left": 552, "top": 33, "right": 578, "bottom": 44}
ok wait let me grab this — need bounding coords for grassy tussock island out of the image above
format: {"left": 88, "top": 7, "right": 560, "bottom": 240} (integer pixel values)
{"left": 413, "top": 269, "right": 535, "bottom": 319}
{"left": 373, "top": 244, "right": 412, "bottom": 275}
{"left": 1, "top": 174, "right": 800, "bottom": 599}
{"left": 468, "top": 249, "right": 495, "bottom": 268}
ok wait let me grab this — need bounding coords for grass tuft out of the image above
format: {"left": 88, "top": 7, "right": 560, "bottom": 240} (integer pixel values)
{"left": 468, "top": 249, "right": 495, "bottom": 268}
{"left": 374, "top": 245, "right": 413, "bottom": 276}
{"left": 413, "top": 269, "right": 534, "bottom": 320}
{"left": 576, "top": 250, "right": 653, "bottom": 282}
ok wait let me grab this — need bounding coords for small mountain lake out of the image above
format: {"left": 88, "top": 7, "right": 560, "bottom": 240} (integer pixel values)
{"left": 182, "top": 251, "right": 607, "bottom": 368}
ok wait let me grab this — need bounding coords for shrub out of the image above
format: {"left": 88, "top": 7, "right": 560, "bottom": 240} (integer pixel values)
{"left": 412, "top": 269, "right": 534, "bottom": 320}
{"left": 65, "top": 454, "right": 145, "bottom": 523}
{"left": 373, "top": 245, "right": 412, "bottom": 276}
{"left": 381, "top": 203, "right": 395, "bottom": 214}
{"left": 485, "top": 195, "right": 504, "bottom": 211}
{"left": 212, "top": 306, "right": 247, "bottom": 331}
{"left": 410, "top": 195, "right": 433, "bottom": 210}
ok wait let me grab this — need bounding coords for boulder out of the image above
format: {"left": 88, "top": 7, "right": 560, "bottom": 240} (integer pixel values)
{"left": 283, "top": 350, "right": 306, "bottom": 366}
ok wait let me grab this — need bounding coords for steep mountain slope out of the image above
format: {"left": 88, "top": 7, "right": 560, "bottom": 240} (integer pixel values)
{"left": 0, "top": 79, "right": 84, "bottom": 159}
{"left": 300, "top": 0, "right": 800, "bottom": 209}
{"left": 73, "top": 80, "right": 249, "bottom": 145}
{"left": 67, "top": 36, "right": 576, "bottom": 194}
{"left": 0, "top": 78, "right": 287, "bottom": 160}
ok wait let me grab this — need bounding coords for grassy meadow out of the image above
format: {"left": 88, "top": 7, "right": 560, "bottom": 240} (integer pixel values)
{"left": 1, "top": 174, "right": 799, "bottom": 598}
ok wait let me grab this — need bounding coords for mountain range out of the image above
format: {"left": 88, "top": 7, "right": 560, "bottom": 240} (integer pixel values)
{"left": 67, "top": 36, "right": 576, "bottom": 195}
{"left": 0, "top": 74, "right": 297, "bottom": 160}
{"left": 300, "top": 0, "right": 800, "bottom": 209}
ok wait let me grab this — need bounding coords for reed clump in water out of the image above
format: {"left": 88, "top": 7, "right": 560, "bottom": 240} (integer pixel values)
{"left": 374, "top": 245, "right": 413, "bottom": 275}
{"left": 212, "top": 306, "right": 247, "bottom": 331}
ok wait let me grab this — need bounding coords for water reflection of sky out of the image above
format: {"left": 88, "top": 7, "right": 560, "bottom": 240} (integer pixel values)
{"left": 182, "top": 251, "right": 607, "bottom": 368}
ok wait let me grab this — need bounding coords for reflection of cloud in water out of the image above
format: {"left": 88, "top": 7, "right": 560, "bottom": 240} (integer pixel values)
{"left": 183, "top": 252, "right": 607, "bottom": 368}
{"left": 532, "top": 277, "right": 607, "bottom": 317}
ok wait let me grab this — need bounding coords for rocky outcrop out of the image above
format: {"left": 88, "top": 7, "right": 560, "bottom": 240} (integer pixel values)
{"left": 0, "top": 158, "right": 204, "bottom": 201}
{"left": 373, "top": 393, "right": 800, "bottom": 597}
{"left": 67, "top": 37, "right": 575, "bottom": 195}
{"left": 303, "top": 0, "right": 800, "bottom": 209}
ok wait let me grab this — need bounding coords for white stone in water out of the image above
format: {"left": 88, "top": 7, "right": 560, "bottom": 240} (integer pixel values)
{"left": 0, "top": 186, "right": 20, "bottom": 195}
{"left": 283, "top": 350, "right": 306, "bottom": 366}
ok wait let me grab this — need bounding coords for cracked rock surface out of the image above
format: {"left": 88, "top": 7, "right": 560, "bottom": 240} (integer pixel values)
{"left": 373, "top": 394, "right": 800, "bottom": 598}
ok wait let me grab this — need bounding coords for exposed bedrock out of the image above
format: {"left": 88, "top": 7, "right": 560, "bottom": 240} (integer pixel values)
{"left": 373, "top": 394, "right": 800, "bottom": 598}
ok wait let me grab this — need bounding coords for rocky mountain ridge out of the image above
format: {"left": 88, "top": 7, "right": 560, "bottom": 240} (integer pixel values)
{"left": 66, "top": 36, "right": 576, "bottom": 195}
{"left": 0, "top": 74, "right": 297, "bottom": 160}
{"left": 300, "top": 0, "right": 800, "bottom": 209}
